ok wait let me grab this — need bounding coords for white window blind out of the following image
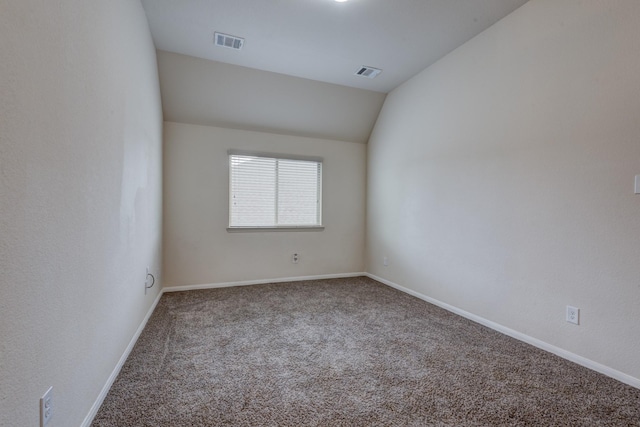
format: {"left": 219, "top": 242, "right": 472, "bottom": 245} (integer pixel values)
{"left": 229, "top": 153, "right": 322, "bottom": 228}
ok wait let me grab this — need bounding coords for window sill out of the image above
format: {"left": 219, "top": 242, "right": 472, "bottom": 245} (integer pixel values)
{"left": 227, "top": 226, "right": 325, "bottom": 233}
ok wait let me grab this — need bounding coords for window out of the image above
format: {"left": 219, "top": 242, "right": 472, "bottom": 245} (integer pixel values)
{"left": 229, "top": 152, "right": 323, "bottom": 229}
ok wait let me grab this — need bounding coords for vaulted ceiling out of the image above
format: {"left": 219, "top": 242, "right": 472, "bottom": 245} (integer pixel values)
{"left": 141, "top": 0, "right": 529, "bottom": 142}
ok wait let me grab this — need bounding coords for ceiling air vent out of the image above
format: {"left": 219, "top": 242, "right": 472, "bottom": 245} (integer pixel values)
{"left": 355, "top": 66, "right": 382, "bottom": 79}
{"left": 214, "top": 32, "right": 244, "bottom": 50}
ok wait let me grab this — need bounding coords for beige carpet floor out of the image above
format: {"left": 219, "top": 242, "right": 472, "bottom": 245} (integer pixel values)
{"left": 92, "top": 276, "right": 640, "bottom": 426}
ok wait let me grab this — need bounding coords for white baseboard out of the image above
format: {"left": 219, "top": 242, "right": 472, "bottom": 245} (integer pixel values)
{"left": 366, "top": 273, "right": 640, "bottom": 390}
{"left": 163, "top": 272, "right": 367, "bottom": 293}
{"left": 81, "top": 290, "right": 164, "bottom": 427}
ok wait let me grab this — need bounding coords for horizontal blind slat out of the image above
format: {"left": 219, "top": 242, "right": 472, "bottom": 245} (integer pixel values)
{"left": 230, "top": 154, "right": 321, "bottom": 227}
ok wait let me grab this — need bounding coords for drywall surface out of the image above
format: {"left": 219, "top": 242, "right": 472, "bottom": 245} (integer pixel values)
{"left": 0, "top": 1, "right": 163, "bottom": 426}
{"left": 157, "top": 51, "right": 386, "bottom": 143}
{"left": 143, "top": 0, "right": 528, "bottom": 93}
{"left": 366, "top": 0, "right": 640, "bottom": 381}
{"left": 163, "top": 122, "right": 365, "bottom": 286}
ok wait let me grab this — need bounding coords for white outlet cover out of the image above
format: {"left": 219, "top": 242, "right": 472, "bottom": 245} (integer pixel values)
{"left": 40, "top": 386, "right": 53, "bottom": 427}
{"left": 566, "top": 306, "right": 579, "bottom": 325}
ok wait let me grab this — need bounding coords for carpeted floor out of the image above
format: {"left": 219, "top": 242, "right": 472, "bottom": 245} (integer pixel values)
{"left": 92, "top": 276, "right": 640, "bottom": 426}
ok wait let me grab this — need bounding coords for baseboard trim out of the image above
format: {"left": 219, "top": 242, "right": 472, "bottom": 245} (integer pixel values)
{"left": 366, "top": 273, "right": 640, "bottom": 390}
{"left": 81, "top": 290, "right": 164, "bottom": 427}
{"left": 163, "top": 272, "right": 367, "bottom": 293}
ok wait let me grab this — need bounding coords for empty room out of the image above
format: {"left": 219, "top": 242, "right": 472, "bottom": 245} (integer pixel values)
{"left": 1, "top": 0, "right": 639, "bottom": 426}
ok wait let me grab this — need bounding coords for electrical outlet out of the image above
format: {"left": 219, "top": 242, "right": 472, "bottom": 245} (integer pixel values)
{"left": 144, "top": 267, "right": 155, "bottom": 295}
{"left": 40, "top": 386, "right": 53, "bottom": 427}
{"left": 292, "top": 253, "right": 299, "bottom": 264}
{"left": 383, "top": 256, "right": 388, "bottom": 266}
{"left": 566, "top": 306, "right": 579, "bottom": 325}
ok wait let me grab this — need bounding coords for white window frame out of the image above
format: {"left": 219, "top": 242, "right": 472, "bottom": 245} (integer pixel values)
{"left": 227, "top": 150, "right": 324, "bottom": 232}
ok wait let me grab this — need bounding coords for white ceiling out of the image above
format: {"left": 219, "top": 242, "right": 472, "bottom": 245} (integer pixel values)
{"left": 141, "top": 0, "right": 529, "bottom": 93}
{"left": 157, "top": 50, "right": 387, "bottom": 142}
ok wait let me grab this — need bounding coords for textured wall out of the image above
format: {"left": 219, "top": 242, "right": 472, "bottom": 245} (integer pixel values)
{"left": 367, "top": 0, "right": 640, "bottom": 381}
{"left": 163, "top": 122, "right": 365, "bottom": 286}
{"left": 0, "top": 1, "right": 163, "bottom": 426}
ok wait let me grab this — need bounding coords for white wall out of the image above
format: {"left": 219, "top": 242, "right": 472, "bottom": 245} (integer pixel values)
{"left": 367, "top": 0, "right": 640, "bottom": 382}
{"left": 0, "top": 1, "right": 163, "bottom": 426}
{"left": 163, "top": 122, "right": 365, "bottom": 287}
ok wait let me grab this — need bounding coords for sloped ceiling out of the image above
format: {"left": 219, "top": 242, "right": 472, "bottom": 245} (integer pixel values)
{"left": 144, "top": 1, "right": 529, "bottom": 142}
{"left": 143, "top": 0, "right": 529, "bottom": 93}
{"left": 157, "top": 51, "right": 386, "bottom": 143}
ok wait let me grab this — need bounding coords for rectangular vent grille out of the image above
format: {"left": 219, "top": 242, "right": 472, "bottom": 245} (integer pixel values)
{"left": 214, "top": 32, "right": 244, "bottom": 50}
{"left": 355, "top": 66, "right": 382, "bottom": 79}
